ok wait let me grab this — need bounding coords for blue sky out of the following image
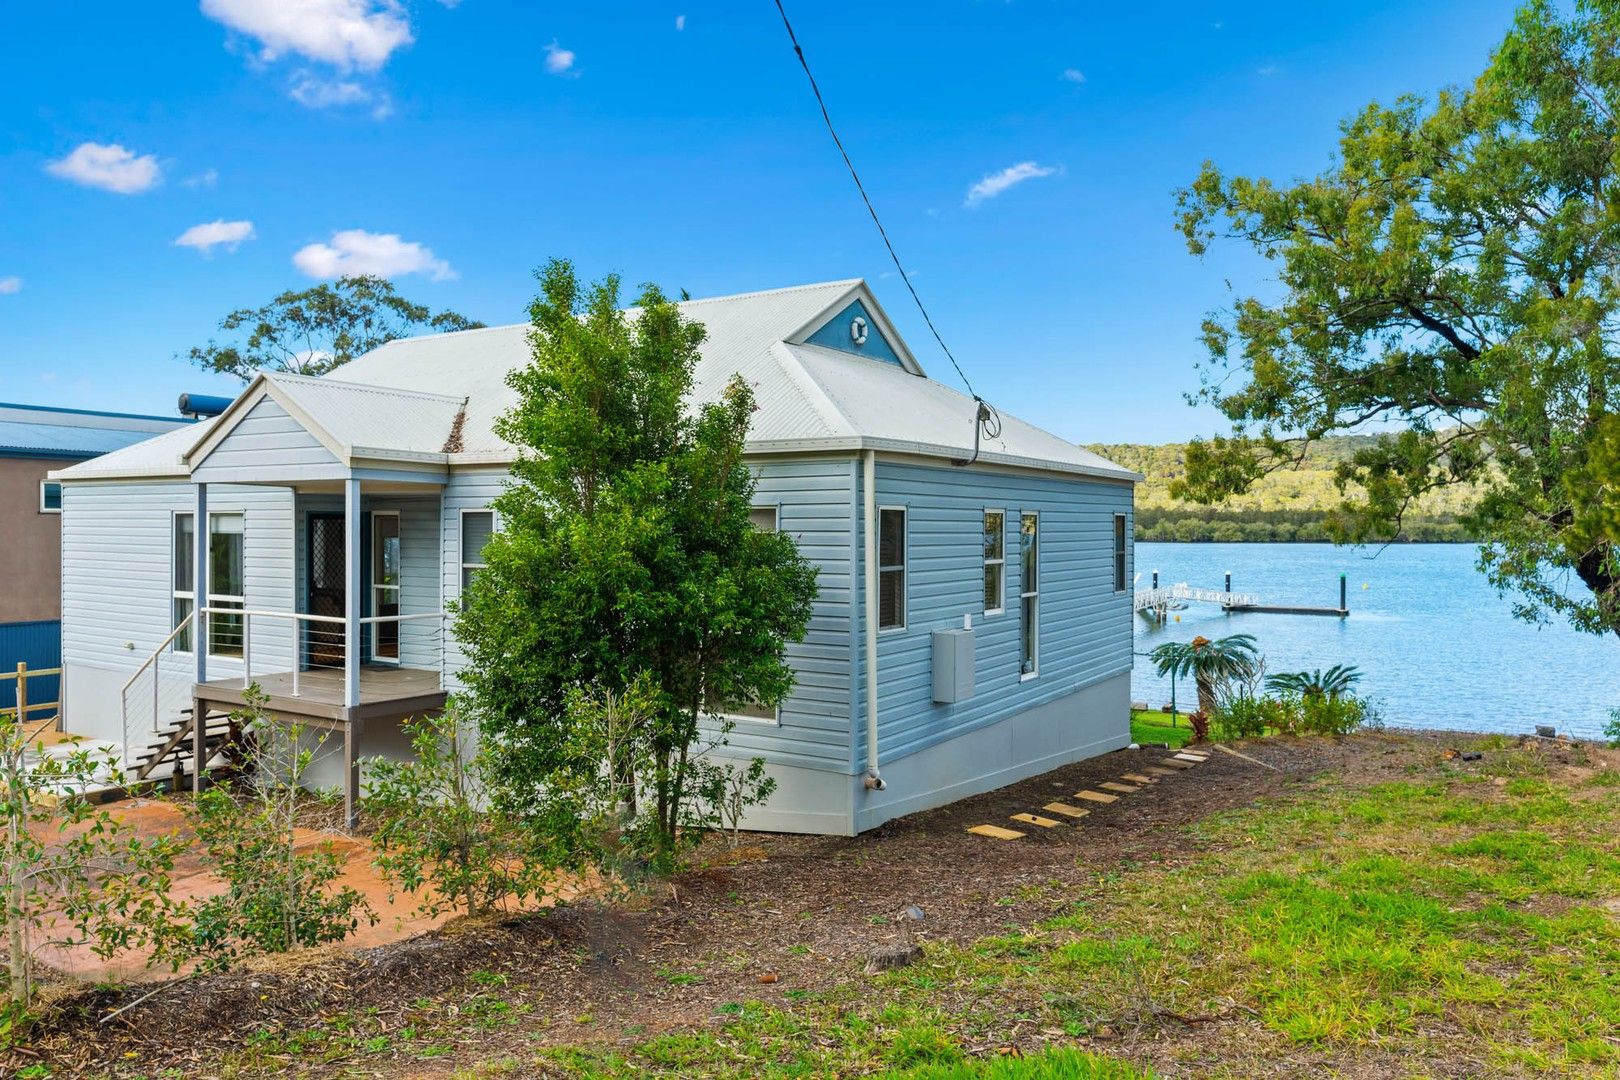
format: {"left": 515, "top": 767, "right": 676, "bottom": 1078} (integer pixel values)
{"left": 1, "top": 0, "right": 1519, "bottom": 442}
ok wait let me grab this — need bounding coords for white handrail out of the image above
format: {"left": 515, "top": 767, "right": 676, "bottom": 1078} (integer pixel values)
{"left": 120, "top": 612, "right": 196, "bottom": 769}
{"left": 196, "top": 606, "right": 447, "bottom": 696}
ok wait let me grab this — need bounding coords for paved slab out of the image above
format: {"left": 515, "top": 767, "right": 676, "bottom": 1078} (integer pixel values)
{"left": 1011, "top": 812, "right": 1062, "bottom": 828}
{"left": 1158, "top": 759, "right": 1195, "bottom": 770}
{"left": 1042, "top": 802, "right": 1091, "bottom": 819}
{"left": 1099, "top": 781, "right": 1139, "bottom": 794}
{"left": 1121, "top": 773, "right": 1157, "bottom": 784}
{"left": 1074, "top": 790, "right": 1119, "bottom": 804}
{"left": 968, "top": 824, "right": 1025, "bottom": 840}
{"left": 1145, "top": 766, "right": 1180, "bottom": 777}
{"left": 1173, "top": 753, "right": 1207, "bottom": 764}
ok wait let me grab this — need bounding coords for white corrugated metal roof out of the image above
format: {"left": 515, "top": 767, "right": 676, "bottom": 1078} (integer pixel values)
{"left": 55, "top": 279, "right": 1136, "bottom": 483}
{"left": 52, "top": 418, "right": 219, "bottom": 480}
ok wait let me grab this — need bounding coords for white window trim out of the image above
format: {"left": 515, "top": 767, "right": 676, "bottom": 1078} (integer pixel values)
{"left": 983, "top": 508, "right": 1005, "bottom": 616}
{"left": 458, "top": 507, "right": 497, "bottom": 593}
{"left": 172, "top": 510, "right": 246, "bottom": 659}
{"left": 205, "top": 513, "right": 246, "bottom": 660}
{"left": 1019, "top": 510, "right": 1039, "bottom": 681}
{"left": 39, "top": 481, "right": 61, "bottom": 514}
{"left": 370, "top": 510, "right": 401, "bottom": 665}
{"left": 877, "top": 504, "right": 907, "bottom": 633}
{"left": 1113, "top": 512, "right": 1129, "bottom": 593}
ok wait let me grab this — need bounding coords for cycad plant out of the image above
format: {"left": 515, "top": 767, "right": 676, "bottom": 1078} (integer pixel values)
{"left": 1266, "top": 664, "right": 1362, "bottom": 700}
{"left": 1150, "top": 634, "right": 1261, "bottom": 719}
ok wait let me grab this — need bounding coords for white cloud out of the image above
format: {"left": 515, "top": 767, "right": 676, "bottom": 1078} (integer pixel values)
{"left": 675, "top": 14, "right": 686, "bottom": 30}
{"left": 292, "top": 229, "right": 454, "bottom": 281}
{"left": 200, "top": 0, "right": 413, "bottom": 71}
{"left": 45, "top": 142, "right": 162, "bottom": 194}
{"left": 544, "top": 40, "right": 576, "bottom": 76}
{"left": 183, "top": 168, "right": 220, "bottom": 188}
{"left": 1060, "top": 68, "right": 1085, "bottom": 84}
{"left": 175, "top": 220, "right": 257, "bottom": 255}
{"left": 964, "top": 161, "right": 1058, "bottom": 207}
{"left": 289, "top": 71, "right": 372, "bottom": 107}
{"left": 0, "top": 277, "right": 21, "bottom": 295}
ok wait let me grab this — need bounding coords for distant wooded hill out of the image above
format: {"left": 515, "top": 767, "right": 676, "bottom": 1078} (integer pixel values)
{"left": 1084, "top": 436, "right": 1480, "bottom": 542}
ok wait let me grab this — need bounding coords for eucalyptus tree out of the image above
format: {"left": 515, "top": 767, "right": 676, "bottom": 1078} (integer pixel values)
{"left": 1176, "top": 0, "right": 1620, "bottom": 637}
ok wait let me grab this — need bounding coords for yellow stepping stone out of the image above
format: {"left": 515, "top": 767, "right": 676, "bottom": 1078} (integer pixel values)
{"left": 1159, "top": 758, "right": 1195, "bottom": 769}
{"left": 1122, "top": 773, "right": 1157, "bottom": 784}
{"left": 1043, "top": 802, "right": 1091, "bottom": 819}
{"left": 1146, "top": 767, "right": 1179, "bottom": 777}
{"left": 968, "top": 824, "right": 1025, "bottom": 840}
{"left": 1099, "top": 781, "right": 1139, "bottom": 794}
{"left": 1011, "top": 813, "right": 1061, "bottom": 828}
{"left": 1074, "top": 790, "right": 1118, "bottom": 804}
{"left": 1173, "top": 753, "right": 1207, "bottom": 763}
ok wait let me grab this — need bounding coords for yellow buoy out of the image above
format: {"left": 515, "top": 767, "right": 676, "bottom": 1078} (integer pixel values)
{"left": 1174, "top": 615, "right": 1181, "bottom": 622}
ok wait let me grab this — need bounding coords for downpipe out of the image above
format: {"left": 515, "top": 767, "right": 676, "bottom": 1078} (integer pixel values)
{"left": 862, "top": 450, "right": 886, "bottom": 792}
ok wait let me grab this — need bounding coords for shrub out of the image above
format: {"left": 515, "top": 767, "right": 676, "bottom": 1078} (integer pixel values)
{"left": 1213, "top": 695, "right": 1290, "bottom": 740}
{"left": 186, "top": 685, "right": 375, "bottom": 968}
{"left": 366, "top": 701, "right": 566, "bottom": 918}
{"left": 1605, "top": 708, "right": 1620, "bottom": 748}
{"left": 1298, "top": 693, "right": 1375, "bottom": 736}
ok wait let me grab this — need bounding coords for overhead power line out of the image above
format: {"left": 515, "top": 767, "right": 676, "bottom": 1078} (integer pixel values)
{"left": 770, "top": 0, "right": 983, "bottom": 402}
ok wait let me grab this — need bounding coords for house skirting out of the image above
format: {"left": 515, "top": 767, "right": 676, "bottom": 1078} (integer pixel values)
{"left": 721, "top": 670, "right": 1132, "bottom": 837}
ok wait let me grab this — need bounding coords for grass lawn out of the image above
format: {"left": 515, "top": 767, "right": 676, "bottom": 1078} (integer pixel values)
{"left": 46, "top": 735, "right": 1620, "bottom": 1078}
{"left": 1130, "top": 709, "right": 1195, "bottom": 749}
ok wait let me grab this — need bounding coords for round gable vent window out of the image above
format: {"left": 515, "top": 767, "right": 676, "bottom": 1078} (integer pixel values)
{"left": 849, "top": 316, "right": 869, "bottom": 346}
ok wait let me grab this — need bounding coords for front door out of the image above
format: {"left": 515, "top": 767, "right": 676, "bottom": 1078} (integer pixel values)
{"left": 306, "top": 513, "right": 347, "bottom": 667}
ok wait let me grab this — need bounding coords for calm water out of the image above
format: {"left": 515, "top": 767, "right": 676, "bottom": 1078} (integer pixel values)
{"left": 1131, "top": 543, "right": 1620, "bottom": 739}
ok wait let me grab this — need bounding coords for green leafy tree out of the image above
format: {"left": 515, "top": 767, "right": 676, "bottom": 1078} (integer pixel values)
{"left": 366, "top": 701, "right": 565, "bottom": 918}
{"left": 0, "top": 722, "right": 190, "bottom": 1015}
{"left": 186, "top": 686, "right": 374, "bottom": 967}
{"left": 1150, "top": 634, "right": 1261, "bottom": 720}
{"left": 187, "top": 275, "right": 483, "bottom": 381}
{"left": 456, "top": 259, "right": 819, "bottom": 869}
{"left": 1175, "top": 0, "right": 1620, "bottom": 636}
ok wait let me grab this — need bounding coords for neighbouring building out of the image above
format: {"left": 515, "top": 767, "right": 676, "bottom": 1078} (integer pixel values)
{"left": 1, "top": 402, "right": 195, "bottom": 721}
{"left": 50, "top": 280, "right": 1139, "bottom": 834}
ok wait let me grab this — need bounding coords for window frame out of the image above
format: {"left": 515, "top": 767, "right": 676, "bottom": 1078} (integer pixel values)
{"left": 982, "top": 508, "right": 1005, "bottom": 616}
{"left": 1113, "top": 513, "right": 1128, "bottom": 593}
{"left": 370, "top": 509, "right": 402, "bottom": 664}
{"left": 206, "top": 512, "right": 246, "bottom": 659}
{"left": 39, "top": 481, "right": 62, "bottom": 514}
{"left": 877, "top": 505, "right": 907, "bottom": 632}
{"left": 172, "top": 510, "right": 246, "bottom": 658}
{"left": 1019, "top": 510, "right": 1039, "bottom": 681}
{"left": 459, "top": 508, "right": 497, "bottom": 594}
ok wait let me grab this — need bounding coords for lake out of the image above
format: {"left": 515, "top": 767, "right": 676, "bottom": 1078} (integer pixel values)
{"left": 1131, "top": 542, "right": 1620, "bottom": 739}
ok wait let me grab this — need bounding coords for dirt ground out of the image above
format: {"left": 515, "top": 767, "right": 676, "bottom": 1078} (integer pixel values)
{"left": 33, "top": 798, "right": 451, "bottom": 983}
{"left": 15, "top": 729, "right": 1533, "bottom": 1077}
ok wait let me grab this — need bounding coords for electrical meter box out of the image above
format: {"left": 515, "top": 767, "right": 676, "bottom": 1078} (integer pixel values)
{"left": 931, "top": 627, "right": 975, "bottom": 703}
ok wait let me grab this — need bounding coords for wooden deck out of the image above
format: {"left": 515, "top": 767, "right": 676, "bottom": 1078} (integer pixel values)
{"left": 195, "top": 665, "right": 446, "bottom": 727}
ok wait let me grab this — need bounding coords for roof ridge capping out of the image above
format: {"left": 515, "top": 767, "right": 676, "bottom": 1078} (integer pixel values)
{"left": 267, "top": 369, "right": 466, "bottom": 404}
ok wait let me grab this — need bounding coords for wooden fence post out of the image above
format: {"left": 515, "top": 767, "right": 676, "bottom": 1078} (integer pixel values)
{"left": 13, "top": 663, "right": 25, "bottom": 731}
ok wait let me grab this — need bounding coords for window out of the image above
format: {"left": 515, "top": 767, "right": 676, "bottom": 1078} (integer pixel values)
{"left": 982, "top": 510, "right": 1005, "bottom": 614}
{"left": 172, "top": 513, "right": 195, "bottom": 653}
{"left": 1113, "top": 513, "right": 1128, "bottom": 593}
{"left": 173, "top": 512, "right": 245, "bottom": 656}
{"left": 39, "top": 481, "right": 61, "bottom": 514}
{"left": 724, "top": 506, "right": 782, "bottom": 722}
{"left": 1019, "top": 512, "right": 1038, "bottom": 678}
{"left": 372, "top": 512, "right": 401, "bottom": 661}
{"left": 208, "top": 514, "right": 245, "bottom": 657}
{"left": 878, "top": 507, "right": 906, "bottom": 630}
{"left": 460, "top": 510, "right": 495, "bottom": 592}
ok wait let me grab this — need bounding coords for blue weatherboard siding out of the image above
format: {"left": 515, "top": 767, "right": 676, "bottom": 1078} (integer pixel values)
{"left": 856, "top": 460, "right": 1134, "bottom": 770}
{"left": 804, "top": 299, "right": 903, "bottom": 365}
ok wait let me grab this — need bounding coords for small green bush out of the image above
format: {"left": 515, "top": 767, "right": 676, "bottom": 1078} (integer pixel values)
{"left": 1299, "top": 693, "right": 1375, "bottom": 736}
{"left": 1212, "top": 692, "right": 1374, "bottom": 739}
{"left": 1212, "top": 695, "right": 1288, "bottom": 739}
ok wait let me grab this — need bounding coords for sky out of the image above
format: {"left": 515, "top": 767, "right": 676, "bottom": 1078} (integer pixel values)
{"left": 0, "top": 0, "right": 1521, "bottom": 443}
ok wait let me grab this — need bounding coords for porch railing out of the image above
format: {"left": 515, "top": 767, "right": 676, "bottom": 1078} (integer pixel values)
{"left": 120, "top": 609, "right": 445, "bottom": 767}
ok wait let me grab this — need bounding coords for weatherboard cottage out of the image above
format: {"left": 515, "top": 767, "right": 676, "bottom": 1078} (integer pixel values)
{"left": 50, "top": 280, "right": 1139, "bottom": 835}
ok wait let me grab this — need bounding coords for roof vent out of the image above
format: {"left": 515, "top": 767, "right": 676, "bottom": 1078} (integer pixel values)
{"left": 178, "top": 393, "right": 233, "bottom": 419}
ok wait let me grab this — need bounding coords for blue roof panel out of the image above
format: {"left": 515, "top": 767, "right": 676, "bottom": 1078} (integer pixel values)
{"left": 0, "top": 421, "right": 166, "bottom": 458}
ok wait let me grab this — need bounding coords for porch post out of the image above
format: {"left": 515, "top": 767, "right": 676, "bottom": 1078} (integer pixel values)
{"left": 343, "top": 477, "right": 362, "bottom": 828}
{"left": 193, "top": 483, "right": 209, "bottom": 796}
